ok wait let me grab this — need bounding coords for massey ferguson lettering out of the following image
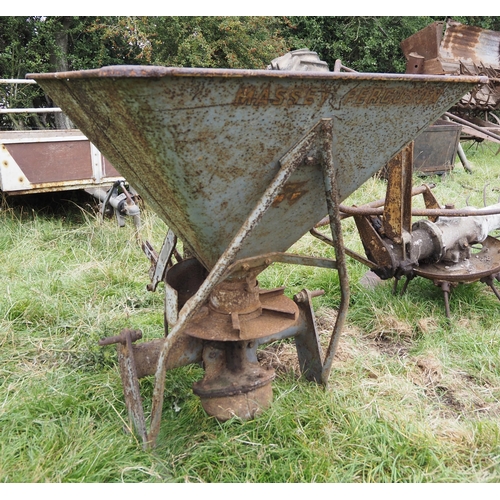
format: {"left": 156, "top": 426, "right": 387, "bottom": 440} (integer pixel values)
{"left": 233, "top": 83, "right": 444, "bottom": 107}
{"left": 343, "top": 85, "right": 444, "bottom": 106}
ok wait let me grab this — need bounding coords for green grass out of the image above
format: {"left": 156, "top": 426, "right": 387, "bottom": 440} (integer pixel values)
{"left": 1, "top": 143, "right": 500, "bottom": 482}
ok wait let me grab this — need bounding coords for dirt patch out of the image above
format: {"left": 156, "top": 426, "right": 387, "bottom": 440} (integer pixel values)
{"left": 433, "top": 385, "right": 466, "bottom": 414}
{"left": 258, "top": 340, "right": 300, "bottom": 376}
{"left": 416, "top": 317, "right": 439, "bottom": 335}
{"left": 315, "top": 307, "right": 338, "bottom": 335}
{"left": 354, "top": 311, "right": 420, "bottom": 359}
{"left": 257, "top": 306, "right": 364, "bottom": 376}
{"left": 408, "top": 354, "right": 498, "bottom": 418}
{"left": 410, "top": 354, "right": 444, "bottom": 387}
{"left": 368, "top": 315, "right": 415, "bottom": 340}
{"left": 315, "top": 307, "right": 367, "bottom": 363}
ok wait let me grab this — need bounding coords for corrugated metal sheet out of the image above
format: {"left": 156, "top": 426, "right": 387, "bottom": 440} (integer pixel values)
{"left": 402, "top": 21, "right": 500, "bottom": 74}
{"left": 440, "top": 23, "right": 500, "bottom": 73}
{"left": 401, "top": 21, "right": 500, "bottom": 111}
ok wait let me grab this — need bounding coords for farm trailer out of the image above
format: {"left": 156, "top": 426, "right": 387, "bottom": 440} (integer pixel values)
{"left": 0, "top": 78, "right": 140, "bottom": 226}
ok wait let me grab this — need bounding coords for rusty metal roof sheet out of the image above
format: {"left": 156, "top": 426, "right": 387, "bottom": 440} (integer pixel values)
{"left": 440, "top": 23, "right": 500, "bottom": 73}
{"left": 401, "top": 21, "right": 500, "bottom": 110}
{"left": 401, "top": 21, "right": 500, "bottom": 74}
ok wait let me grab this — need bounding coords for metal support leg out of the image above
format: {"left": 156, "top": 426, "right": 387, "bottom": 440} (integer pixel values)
{"left": 440, "top": 281, "right": 452, "bottom": 319}
{"left": 393, "top": 277, "right": 400, "bottom": 295}
{"left": 400, "top": 276, "right": 412, "bottom": 296}
{"left": 481, "top": 274, "right": 500, "bottom": 302}
{"left": 143, "top": 229, "right": 178, "bottom": 292}
{"left": 319, "top": 118, "right": 350, "bottom": 386}
{"left": 294, "top": 289, "right": 325, "bottom": 383}
{"left": 99, "top": 329, "right": 148, "bottom": 446}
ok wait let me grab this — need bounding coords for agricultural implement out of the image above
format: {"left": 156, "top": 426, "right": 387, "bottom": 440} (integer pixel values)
{"left": 401, "top": 20, "right": 500, "bottom": 154}
{"left": 28, "top": 56, "right": 494, "bottom": 448}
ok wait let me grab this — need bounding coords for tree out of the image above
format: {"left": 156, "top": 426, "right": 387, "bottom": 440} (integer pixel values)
{"left": 99, "top": 16, "right": 289, "bottom": 69}
{"left": 0, "top": 16, "right": 289, "bottom": 130}
{"left": 0, "top": 16, "right": 145, "bottom": 130}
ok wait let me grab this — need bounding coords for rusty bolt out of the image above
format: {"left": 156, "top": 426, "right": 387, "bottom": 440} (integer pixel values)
{"left": 294, "top": 289, "right": 325, "bottom": 303}
{"left": 98, "top": 328, "right": 142, "bottom": 346}
{"left": 294, "top": 291, "right": 307, "bottom": 303}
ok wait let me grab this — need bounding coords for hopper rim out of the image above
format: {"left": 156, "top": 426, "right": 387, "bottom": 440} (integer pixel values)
{"left": 27, "top": 65, "right": 488, "bottom": 85}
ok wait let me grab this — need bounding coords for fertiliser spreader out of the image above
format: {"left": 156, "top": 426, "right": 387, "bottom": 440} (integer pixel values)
{"left": 29, "top": 57, "right": 488, "bottom": 448}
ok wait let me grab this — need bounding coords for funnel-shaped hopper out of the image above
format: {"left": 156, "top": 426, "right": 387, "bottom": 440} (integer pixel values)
{"left": 29, "top": 67, "right": 484, "bottom": 270}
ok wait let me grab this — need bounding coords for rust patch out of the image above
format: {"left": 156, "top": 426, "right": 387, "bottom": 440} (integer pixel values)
{"left": 441, "top": 24, "right": 486, "bottom": 64}
{"left": 271, "top": 181, "right": 309, "bottom": 207}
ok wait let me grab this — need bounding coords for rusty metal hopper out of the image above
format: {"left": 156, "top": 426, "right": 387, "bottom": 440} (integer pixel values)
{"left": 29, "top": 66, "right": 483, "bottom": 270}
{"left": 28, "top": 65, "right": 486, "bottom": 448}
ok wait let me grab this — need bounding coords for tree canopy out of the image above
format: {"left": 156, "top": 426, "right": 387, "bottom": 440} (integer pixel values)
{"left": 2, "top": 16, "right": 500, "bottom": 129}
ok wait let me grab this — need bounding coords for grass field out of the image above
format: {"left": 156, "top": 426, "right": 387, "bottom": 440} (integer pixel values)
{"left": 1, "top": 141, "right": 500, "bottom": 483}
